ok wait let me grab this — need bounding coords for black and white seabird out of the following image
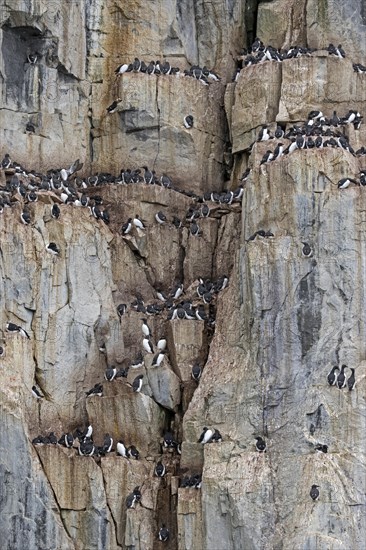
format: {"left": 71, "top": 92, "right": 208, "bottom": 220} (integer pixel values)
{"left": 58, "top": 433, "right": 74, "bottom": 447}
{"left": 117, "top": 303, "right": 127, "bottom": 319}
{"left": 79, "top": 439, "right": 95, "bottom": 456}
{"left": 310, "top": 484, "right": 320, "bottom": 500}
{"left": 327, "top": 366, "right": 339, "bottom": 386}
{"left": 198, "top": 427, "right": 214, "bottom": 444}
{"left": 106, "top": 99, "right": 121, "bottom": 114}
{"left": 116, "top": 440, "right": 128, "bottom": 457}
{"left": 126, "top": 492, "right": 137, "bottom": 509}
{"left": 155, "top": 211, "right": 167, "bottom": 224}
{"left": 132, "top": 374, "right": 143, "bottom": 392}
{"left": 257, "top": 125, "right": 271, "bottom": 141}
{"left": 141, "top": 318, "right": 151, "bottom": 337}
{"left": 184, "top": 115, "right": 194, "bottom": 129}
{"left": 163, "top": 431, "right": 175, "bottom": 449}
{"left": 157, "top": 338, "right": 167, "bottom": 351}
{"left": 143, "top": 337, "right": 154, "bottom": 353}
{"left": 0, "top": 346, "right": 4, "bottom": 358}
{"left": 105, "top": 367, "right": 117, "bottom": 381}
{"left": 196, "top": 305, "right": 208, "bottom": 321}
{"left": 171, "top": 282, "right": 183, "bottom": 300}
{"left": 211, "top": 429, "right": 222, "bottom": 442}
{"left": 121, "top": 218, "right": 132, "bottom": 234}
{"left": 46, "top": 242, "right": 60, "bottom": 255}
{"left": 192, "top": 363, "right": 202, "bottom": 381}
{"left": 302, "top": 242, "right": 312, "bottom": 257}
{"left": 190, "top": 222, "right": 200, "bottom": 236}
{"left": 128, "top": 445, "right": 140, "bottom": 459}
{"left": 85, "top": 383, "right": 103, "bottom": 397}
{"left": 115, "top": 63, "right": 130, "bottom": 75}
{"left": 133, "top": 215, "right": 145, "bottom": 230}
{"left": 1, "top": 153, "right": 12, "bottom": 169}
{"left": 275, "top": 125, "right": 284, "bottom": 139}
{"left": 48, "top": 432, "right": 57, "bottom": 445}
{"left": 151, "top": 350, "right": 165, "bottom": 367}
{"left": 347, "top": 367, "right": 356, "bottom": 391}
{"left": 74, "top": 425, "right": 93, "bottom": 441}
{"left": 172, "top": 216, "right": 182, "bottom": 228}
{"left": 27, "top": 53, "right": 38, "bottom": 64}
{"left": 155, "top": 461, "right": 166, "bottom": 477}
{"left": 337, "top": 178, "right": 358, "bottom": 189}
{"left": 21, "top": 210, "right": 31, "bottom": 225}
{"left": 102, "top": 434, "right": 113, "bottom": 453}
{"left": 260, "top": 150, "right": 274, "bottom": 165}
{"left": 51, "top": 204, "right": 60, "bottom": 219}
{"left": 131, "top": 352, "right": 144, "bottom": 369}
{"left": 116, "top": 367, "right": 129, "bottom": 378}
{"left": 6, "top": 322, "right": 30, "bottom": 339}
{"left": 158, "top": 526, "right": 170, "bottom": 542}
{"left": 337, "top": 365, "right": 347, "bottom": 389}
{"left": 160, "top": 174, "right": 172, "bottom": 188}
{"left": 315, "top": 444, "right": 328, "bottom": 453}
{"left": 255, "top": 436, "right": 266, "bottom": 452}
{"left": 32, "top": 384, "right": 44, "bottom": 399}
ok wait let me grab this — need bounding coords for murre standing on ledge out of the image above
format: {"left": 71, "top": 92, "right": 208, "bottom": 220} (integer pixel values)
{"left": 347, "top": 367, "right": 356, "bottom": 391}
{"left": 302, "top": 242, "right": 312, "bottom": 257}
{"left": 58, "top": 433, "right": 74, "bottom": 447}
{"left": 255, "top": 436, "right": 266, "bottom": 452}
{"left": 337, "top": 177, "right": 358, "bottom": 189}
{"left": 192, "top": 363, "right": 202, "bottom": 381}
{"left": 106, "top": 99, "right": 121, "bottom": 113}
{"left": 158, "top": 525, "right": 170, "bottom": 542}
{"left": 32, "top": 384, "right": 44, "bottom": 399}
{"left": 116, "top": 440, "right": 128, "bottom": 457}
{"left": 143, "top": 337, "right": 154, "bottom": 353}
{"left": 6, "top": 322, "right": 30, "bottom": 339}
{"left": 141, "top": 318, "right": 151, "bottom": 337}
{"left": 21, "top": 210, "right": 31, "bottom": 225}
{"left": 46, "top": 242, "right": 60, "bottom": 255}
{"left": 155, "top": 211, "right": 167, "bottom": 224}
{"left": 327, "top": 366, "right": 339, "bottom": 386}
{"left": 131, "top": 374, "right": 144, "bottom": 392}
{"left": 315, "top": 444, "right": 328, "bottom": 453}
{"left": 155, "top": 461, "right": 166, "bottom": 477}
{"left": 85, "top": 383, "right": 103, "bottom": 397}
{"left": 310, "top": 484, "right": 320, "bottom": 500}
{"left": 104, "top": 367, "right": 117, "bottom": 381}
{"left": 336, "top": 365, "right": 347, "bottom": 389}
{"left": 198, "top": 427, "right": 214, "bottom": 444}
{"left": 184, "top": 115, "right": 194, "bottom": 128}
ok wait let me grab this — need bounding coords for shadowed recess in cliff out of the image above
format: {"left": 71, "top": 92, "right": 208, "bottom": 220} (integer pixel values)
{"left": 296, "top": 269, "right": 324, "bottom": 358}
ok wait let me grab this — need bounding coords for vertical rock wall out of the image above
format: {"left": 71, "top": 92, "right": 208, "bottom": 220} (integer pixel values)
{"left": 1, "top": 1, "right": 366, "bottom": 549}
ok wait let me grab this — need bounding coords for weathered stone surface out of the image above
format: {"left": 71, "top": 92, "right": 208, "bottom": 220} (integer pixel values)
{"left": 177, "top": 489, "right": 203, "bottom": 550}
{"left": 257, "top": 0, "right": 366, "bottom": 65}
{"left": 101, "top": 457, "right": 154, "bottom": 547}
{"left": 146, "top": 360, "right": 182, "bottom": 411}
{"left": 306, "top": 0, "right": 366, "bottom": 64}
{"left": 0, "top": 409, "right": 74, "bottom": 550}
{"left": 167, "top": 320, "right": 206, "bottom": 382}
{"left": 183, "top": 147, "right": 366, "bottom": 549}
{"left": 86, "top": 387, "right": 165, "bottom": 456}
{"left": 257, "top": 0, "right": 307, "bottom": 50}
{"left": 36, "top": 446, "right": 119, "bottom": 550}
{"left": 278, "top": 55, "right": 366, "bottom": 123}
{"left": 93, "top": 73, "right": 227, "bottom": 193}
{"left": 231, "top": 62, "right": 282, "bottom": 153}
{"left": 2, "top": 2, "right": 366, "bottom": 550}
{"left": 183, "top": 218, "right": 219, "bottom": 282}
{"left": 0, "top": 0, "right": 245, "bottom": 181}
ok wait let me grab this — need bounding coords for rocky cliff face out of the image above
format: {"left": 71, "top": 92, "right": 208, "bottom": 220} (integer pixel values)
{"left": 1, "top": 1, "right": 366, "bottom": 550}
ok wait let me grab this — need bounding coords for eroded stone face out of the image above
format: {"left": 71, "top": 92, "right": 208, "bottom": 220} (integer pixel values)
{"left": 2, "top": 1, "right": 366, "bottom": 550}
